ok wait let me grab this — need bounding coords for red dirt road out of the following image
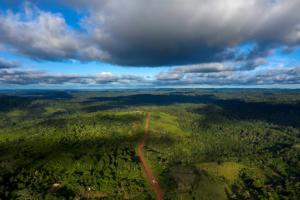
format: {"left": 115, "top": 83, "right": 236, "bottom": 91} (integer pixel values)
{"left": 138, "top": 112, "right": 163, "bottom": 200}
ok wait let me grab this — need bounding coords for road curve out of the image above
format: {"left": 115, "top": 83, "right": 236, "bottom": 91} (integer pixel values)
{"left": 138, "top": 112, "right": 163, "bottom": 200}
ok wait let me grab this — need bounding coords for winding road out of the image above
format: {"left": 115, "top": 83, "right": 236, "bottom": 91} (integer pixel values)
{"left": 137, "top": 112, "right": 163, "bottom": 200}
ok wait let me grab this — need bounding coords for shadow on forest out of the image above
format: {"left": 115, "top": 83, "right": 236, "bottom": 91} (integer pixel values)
{"left": 0, "top": 91, "right": 74, "bottom": 112}
{"left": 197, "top": 98, "right": 300, "bottom": 129}
{"left": 2, "top": 91, "right": 300, "bottom": 128}
{"left": 0, "top": 130, "right": 175, "bottom": 184}
{"left": 81, "top": 93, "right": 216, "bottom": 112}
{"left": 83, "top": 93, "right": 300, "bottom": 128}
{"left": 0, "top": 132, "right": 170, "bottom": 199}
{"left": 83, "top": 93, "right": 215, "bottom": 107}
{"left": 0, "top": 128, "right": 174, "bottom": 199}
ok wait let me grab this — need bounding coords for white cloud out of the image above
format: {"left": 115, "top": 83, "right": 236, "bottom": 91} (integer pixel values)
{"left": 0, "top": 6, "right": 107, "bottom": 62}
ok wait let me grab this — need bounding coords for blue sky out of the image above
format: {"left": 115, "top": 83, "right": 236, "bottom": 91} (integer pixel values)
{"left": 1, "top": 0, "right": 300, "bottom": 89}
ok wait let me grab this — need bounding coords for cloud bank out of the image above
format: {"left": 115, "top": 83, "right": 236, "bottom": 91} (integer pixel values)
{"left": 156, "top": 66, "right": 300, "bottom": 86}
{"left": 0, "top": 70, "right": 145, "bottom": 86}
{"left": 0, "top": 58, "right": 299, "bottom": 87}
{"left": 0, "top": 0, "right": 300, "bottom": 67}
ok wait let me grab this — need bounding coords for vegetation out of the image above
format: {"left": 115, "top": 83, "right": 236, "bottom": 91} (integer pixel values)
{"left": 0, "top": 89, "right": 300, "bottom": 199}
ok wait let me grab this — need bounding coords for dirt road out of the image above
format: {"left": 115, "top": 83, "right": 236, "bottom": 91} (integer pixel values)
{"left": 137, "top": 112, "right": 163, "bottom": 200}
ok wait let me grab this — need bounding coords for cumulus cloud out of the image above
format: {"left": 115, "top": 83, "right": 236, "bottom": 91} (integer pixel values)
{"left": 156, "top": 59, "right": 267, "bottom": 81}
{"left": 0, "top": 68, "right": 145, "bottom": 86}
{"left": 156, "top": 66, "right": 300, "bottom": 86}
{"left": 0, "top": 4, "right": 107, "bottom": 62}
{"left": 1, "top": 1, "right": 300, "bottom": 66}
{"left": 157, "top": 63, "right": 229, "bottom": 81}
{"left": 68, "top": 0, "right": 300, "bottom": 66}
{"left": 0, "top": 59, "right": 20, "bottom": 69}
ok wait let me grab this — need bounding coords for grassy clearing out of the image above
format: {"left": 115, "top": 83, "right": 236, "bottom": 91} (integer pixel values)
{"left": 44, "top": 107, "right": 66, "bottom": 115}
{"left": 150, "top": 111, "right": 186, "bottom": 137}
{"left": 7, "top": 109, "right": 27, "bottom": 117}
{"left": 192, "top": 175, "right": 228, "bottom": 200}
{"left": 197, "top": 162, "right": 244, "bottom": 184}
{"left": 292, "top": 143, "right": 300, "bottom": 149}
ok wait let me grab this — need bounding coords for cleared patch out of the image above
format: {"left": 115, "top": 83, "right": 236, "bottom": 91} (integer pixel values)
{"left": 197, "top": 162, "right": 244, "bottom": 184}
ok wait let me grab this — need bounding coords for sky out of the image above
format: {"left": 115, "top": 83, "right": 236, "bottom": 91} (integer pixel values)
{"left": 0, "top": 0, "right": 300, "bottom": 89}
